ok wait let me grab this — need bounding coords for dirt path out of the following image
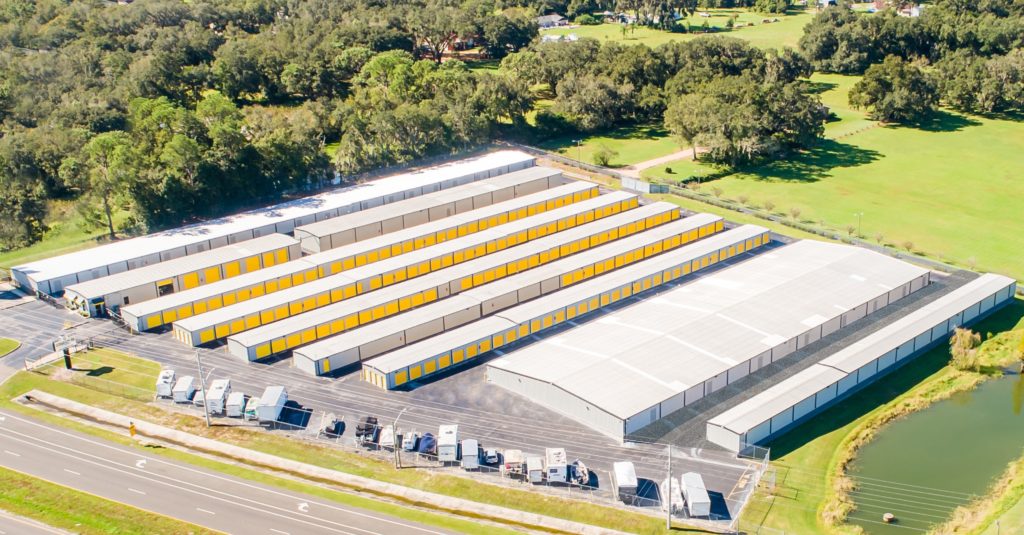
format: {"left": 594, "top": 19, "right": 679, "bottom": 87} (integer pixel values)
{"left": 621, "top": 148, "right": 699, "bottom": 177}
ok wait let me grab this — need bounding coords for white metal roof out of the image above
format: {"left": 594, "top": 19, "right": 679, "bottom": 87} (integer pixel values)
{"left": 367, "top": 317, "right": 517, "bottom": 373}
{"left": 294, "top": 167, "right": 562, "bottom": 238}
{"left": 260, "top": 385, "right": 287, "bottom": 406}
{"left": 14, "top": 150, "right": 533, "bottom": 287}
{"left": 708, "top": 364, "right": 846, "bottom": 433}
{"left": 490, "top": 240, "right": 930, "bottom": 419}
{"left": 64, "top": 234, "right": 297, "bottom": 299}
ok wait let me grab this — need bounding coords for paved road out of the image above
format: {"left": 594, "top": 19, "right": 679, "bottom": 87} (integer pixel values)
{"left": 0, "top": 509, "right": 67, "bottom": 535}
{"left": 0, "top": 409, "right": 452, "bottom": 535}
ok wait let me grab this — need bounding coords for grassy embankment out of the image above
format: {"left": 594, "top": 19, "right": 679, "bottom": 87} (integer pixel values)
{"left": 4, "top": 348, "right": 704, "bottom": 535}
{"left": 0, "top": 338, "right": 19, "bottom": 358}
{"left": 739, "top": 299, "right": 1024, "bottom": 534}
{"left": 0, "top": 465, "right": 218, "bottom": 535}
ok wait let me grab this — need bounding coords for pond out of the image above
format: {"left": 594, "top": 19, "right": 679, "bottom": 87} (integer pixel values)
{"left": 847, "top": 372, "right": 1024, "bottom": 534}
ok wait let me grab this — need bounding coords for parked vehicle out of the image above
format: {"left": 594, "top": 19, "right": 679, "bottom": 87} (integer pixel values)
{"left": 461, "top": 439, "right": 480, "bottom": 470}
{"left": 324, "top": 419, "right": 345, "bottom": 438}
{"left": 437, "top": 425, "right": 459, "bottom": 462}
{"left": 243, "top": 396, "right": 260, "bottom": 420}
{"left": 171, "top": 375, "right": 196, "bottom": 403}
{"left": 570, "top": 459, "right": 590, "bottom": 486}
{"left": 544, "top": 448, "right": 568, "bottom": 483}
{"left": 256, "top": 386, "right": 287, "bottom": 423}
{"left": 417, "top": 432, "right": 436, "bottom": 455}
{"left": 379, "top": 425, "right": 395, "bottom": 449}
{"left": 612, "top": 462, "right": 638, "bottom": 504}
{"left": 402, "top": 431, "right": 420, "bottom": 451}
{"left": 225, "top": 391, "right": 246, "bottom": 418}
{"left": 503, "top": 449, "right": 524, "bottom": 476}
{"left": 681, "top": 472, "right": 711, "bottom": 517}
{"left": 483, "top": 448, "right": 500, "bottom": 466}
{"left": 155, "top": 369, "right": 175, "bottom": 398}
{"left": 205, "top": 379, "right": 231, "bottom": 415}
{"left": 192, "top": 390, "right": 205, "bottom": 408}
{"left": 355, "top": 416, "right": 379, "bottom": 443}
{"left": 660, "top": 477, "right": 684, "bottom": 514}
{"left": 526, "top": 456, "right": 544, "bottom": 483}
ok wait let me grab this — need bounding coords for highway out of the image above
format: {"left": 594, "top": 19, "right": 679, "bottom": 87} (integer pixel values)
{"left": 0, "top": 409, "right": 453, "bottom": 535}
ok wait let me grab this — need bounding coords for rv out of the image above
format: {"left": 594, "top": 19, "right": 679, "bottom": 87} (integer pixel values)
{"left": 257, "top": 386, "right": 287, "bottom": 423}
{"left": 205, "top": 379, "right": 231, "bottom": 415}
{"left": 660, "top": 477, "right": 684, "bottom": 514}
{"left": 612, "top": 461, "right": 638, "bottom": 504}
{"left": 225, "top": 391, "right": 246, "bottom": 418}
{"left": 544, "top": 448, "right": 568, "bottom": 483}
{"left": 503, "top": 449, "right": 524, "bottom": 477}
{"left": 243, "top": 396, "right": 260, "bottom": 420}
{"left": 379, "top": 425, "right": 395, "bottom": 449}
{"left": 155, "top": 369, "right": 175, "bottom": 398}
{"left": 171, "top": 375, "right": 196, "bottom": 403}
{"left": 681, "top": 472, "right": 711, "bottom": 517}
{"left": 525, "top": 456, "right": 544, "bottom": 483}
{"left": 461, "top": 439, "right": 480, "bottom": 470}
{"left": 437, "top": 425, "right": 459, "bottom": 462}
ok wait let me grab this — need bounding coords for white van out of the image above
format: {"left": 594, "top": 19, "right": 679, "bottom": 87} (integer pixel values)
{"left": 171, "top": 375, "right": 196, "bottom": 403}
{"left": 225, "top": 391, "right": 246, "bottom": 418}
{"left": 205, "top": 379, "right": 231, "bottom": 415}
{"left": 155, "top": 369, "right": 175, "bottom": 398}
{"left": 544, "top": 448, "right": 568, "bottom": 483}
{"left": 461, "top": 439, "right": 480, "bottom": 470}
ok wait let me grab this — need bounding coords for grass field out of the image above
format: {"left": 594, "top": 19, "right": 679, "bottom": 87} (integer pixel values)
{"left": 0, "top": 200, "right": 130, "bottom": 272}
{"left": 538, "top": 123, "right": 681, "bottom": 167}
{"left": 545, "top": 8, "right": 813, "bottom": 50}
{"left": 0, "top": 338, "right": 19, "bottom": 358}
{"left": 0, "top": 465, "right": 217, "bottom": 535}
{"left": 741, "top": 299, "right": 1024, "bottom": 533}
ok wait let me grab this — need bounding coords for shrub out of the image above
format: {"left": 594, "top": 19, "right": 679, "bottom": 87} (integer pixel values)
{"left": 949, "top": 328, "right": 981, "bottom": 372}
{"left": 533, "top": 109, "right": 575, "bottom": 138}
{"left": 575, "top": 14, "right": 599, "bottom": 25}
{"left": 592, "top": 143, "right": 618, "bottom": 166}
{"left": 764, "top": 200, "right": 775, "bottom": 213}
{"left": 712, "top": 186, "right": 723, "bottom": 198}
{"left": 789, "top": 207, "right": 801, "bottom": 220}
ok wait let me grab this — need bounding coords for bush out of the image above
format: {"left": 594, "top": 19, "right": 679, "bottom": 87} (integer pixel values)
{"left": 575, "top": 14, "right": 600, "bottom": 25}
{"left": 592, "top": 143, "right": 618, "bottom": 166}
{"left": 533, "top": 109, "right": 575, "bottom": 138}
{"left": 949, "top": 328, "right": 981, "bottom": 372}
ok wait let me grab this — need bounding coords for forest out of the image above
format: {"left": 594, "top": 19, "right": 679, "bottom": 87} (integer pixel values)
{"left": 0, "top": 0, "right": 1020, "bottom": 252}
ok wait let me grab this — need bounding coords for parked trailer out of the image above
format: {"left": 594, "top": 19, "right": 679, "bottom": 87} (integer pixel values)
{"left": 461, "top": 439, "right": 480, "bottom": 470}
{"left": 660, "top": 477, "right": 684, "bottom": 514}
{"left": 13, "top": 150, "right": 534, "bottom": 296}
{"left": 244, "top": 396, "right": 260, "bottom": 420}
{"left": 379, "top": 425, "right": 395, "bottom": 449}
{"left": 205, "top": 379, "right": 231, "bottom": 415}
{"left": 612, "top": 462, "right": 638, "bottom": 503}
{"left": 191, "top": 190, "right": 640, "bottom": 352}
{"left": 171, "top": 375, "right": 196, "bottom": 403}
{"left": 64, "top": 234, "right": 300, "bottom": 317}
{"left": 437, "top": 425, "right": 459, "bottom": 462}
{"left": 226, "top": 391, "right": 246, "bottom": 418}
{"left": 503, "top": 449, "right": 524, "bottom": 477}
{"left": 257, "top": 386, "right": 287, "bottom": 423}
{"left": 155, "top": 369, "right": 175, "bottom": 398}
{"left": 544, "top": 448, "right": 568, "bottom": 483}
{"left": 526, "top": 456, "right": 544, "bottom": 483}
{"left": 681, "top": 472, "right": 711, "bottom": 517}
{"left": 124, "top": 182, "right": 596, "bottom": 333}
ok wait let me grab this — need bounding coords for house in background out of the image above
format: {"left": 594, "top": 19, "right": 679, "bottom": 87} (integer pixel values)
{"left": 537, "top": 14, "right": 567, "bottom": 28}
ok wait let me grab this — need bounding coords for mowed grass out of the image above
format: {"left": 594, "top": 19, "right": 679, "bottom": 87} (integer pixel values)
{"left": 38, "top": 347, "right": 162, "bottom": 400}
{"left": 0, "top": 200, "right": 131, "bottom": 272}
{"left": 704, "top": 76, "right": 1024, "bottom": 279}
{"left": 538, "top": 123, "right": 681, "bottom": 167}
{"left": 741, "top": 299, "right": 1024, "bottom": 533}
{"left": 545, "top": 8, "right": 813, "bottom": 50}
{"left": 0, "top": 338, "right": 19, "bottom": 358}
{"left": 0, "top": 465, "right": 218, "bottom": 535}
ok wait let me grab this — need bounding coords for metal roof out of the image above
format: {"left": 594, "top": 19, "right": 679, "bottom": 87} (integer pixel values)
{"left": 64, "top": 234, "right": 297, "bottom": 299}
{"left": 367, "top": 317, "right": 517, "bottom": 373}
{"left": 14, "top": 150, "right": 533, "bottom": 287}
{"left": 490, "top": 240, "right": 930, "bottom": 419}
{"left": 708, "top": 364, "right": 846, "bottom": 433}
{"left": 294, "top": 167, "right": 562, "bottom": 238}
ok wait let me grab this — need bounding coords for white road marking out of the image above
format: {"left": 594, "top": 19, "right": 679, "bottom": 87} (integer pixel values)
{"left": 196, "top": 507, "right": 216, "bottom": 515}
{"left": 3, "top": 450, "right": 20, "bottom": 457}
{"left": 298, "top": 502, "right": 309, "bottom": 513}
{"left": 135, "top": 459, "right": 147, "bottom": 469}
{"left": 270, "top": 529, "right": 291, "bottom": 535}
{"left": 128, "top": 488, "right": 146, "bottom": 495}
{"left": 63, "top": 468, "right": 80, "bottom": 475}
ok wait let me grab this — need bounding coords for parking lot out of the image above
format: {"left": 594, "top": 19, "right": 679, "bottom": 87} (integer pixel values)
{"left": 0, "top": 279, "right": 764, "bottom": 525}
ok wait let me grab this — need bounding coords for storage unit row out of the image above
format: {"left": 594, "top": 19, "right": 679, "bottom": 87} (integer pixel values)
{"left": 706, "top": 273, "right": 1017, "bottom": 454}
{"left": 294, "top": 167, "right": 564, "bottom": 254}
{"left": 365, "top": 225, "right": 772, "bottom": 390}
{"left": 15, "top": 150, "right": 534, "bottom": 295}
{"left": 223, "top": 199, "right": 678, "bottom": 361}
{"left": 64, "top": 234, "right": 300, "bottom": 318}
{"left": 292, "top": 212, "right": 724, "bottom": 375}
{"left": 121, "top": 181, "right": 596, "bottom": 332}
{"left": 174, "top": 191, "right": 640, "bottom": 347}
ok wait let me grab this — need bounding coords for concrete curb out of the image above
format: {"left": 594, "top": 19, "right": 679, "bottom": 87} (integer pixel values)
{"left": 25, "top": 390, "right": 636, "bottom": 535}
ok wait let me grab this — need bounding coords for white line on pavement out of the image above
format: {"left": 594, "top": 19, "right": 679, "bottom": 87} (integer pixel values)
{"left": 3, "top": 450, "right": 20, "bottom": 457}
{"left": 196, "top": 508, "right": 216, "bottom": 515}
{"left": 128, "top": 488, "right": 146, "bottom": 495}
{"left": 63, "top": 468, "right": 80, "bottom": 475}
{"left": 270, "top": 529, "right": 291, "bottom": 535}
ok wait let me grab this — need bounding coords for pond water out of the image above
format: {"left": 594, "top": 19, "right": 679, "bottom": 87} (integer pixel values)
{"left": 847, "top": 372, "right": 1024, "bottom": 534}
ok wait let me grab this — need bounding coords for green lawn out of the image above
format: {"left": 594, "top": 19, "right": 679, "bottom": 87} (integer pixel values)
{"left": 538, "top": 123, "right": 682, "bottom": 167}
{"left": 0, "top": 200, "right": 130, "bottom": 272}
{"left": 0, "top": 338, "right": 19, "bottom": 358}
{"left": 38, "top": 348, "right": 161, "bottom": 401}
{"left": 0, "top": 465, "right": 217, "bottom": 535}
{"left": 546, "top": 9, "right": 813, "bottom": 50}
{"left": 641, "top": 156, "right": 722, "bottom": 183}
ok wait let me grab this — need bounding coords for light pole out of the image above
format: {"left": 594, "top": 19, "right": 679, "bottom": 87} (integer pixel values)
{"left": 666, "top": 443, "right": 672, "bottom": 530}
{"left": 854, "top": 211, "right": 863, "bottom": 238}
{"left": 574, "top": 139, "right": 582, "bottom": 162}
{"left": 393, "top": 408, "right": 408, "bottom": 469}
{"left": 195, "top": 350, "right": 211, "bottom": 428}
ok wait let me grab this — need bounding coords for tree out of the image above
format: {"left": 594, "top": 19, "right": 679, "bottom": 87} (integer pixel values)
{"left": 406, "top": 3, "right": 466, "bottom": 63}
{"left": 554, "top": 73, "right": 634, "bottom": 132}
{"left": 481, "top": 14, "right": 537, "bottom": 59}
{"left": 664, "top": 93, "right": 705, "bottom": 160}
{"left": 949, "top": 327, "right": 982, "bottom": 372}
{"left": 849, "top": 56, "right": 937, "bottom": 123}
{"left": 81, "top": 132, "right": 137, "bottom": 239}
{"left": 592, "top": 143, "right": 618, "bottom": 166}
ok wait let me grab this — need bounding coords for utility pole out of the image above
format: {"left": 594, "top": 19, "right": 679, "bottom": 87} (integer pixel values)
{"left": 195, "top": 350, "right": 211, "bottom": 428}
{"left": 393, "top": 408, "right": 407, "bottom": 470}
{"left": 666, "top": 443, "right": 672, "bottom": 530}
{"left": 855, "top": 211, "right": 864, "bottom": 238}
{"left": 574, "top": 139, "right": 582, "bottom": 162}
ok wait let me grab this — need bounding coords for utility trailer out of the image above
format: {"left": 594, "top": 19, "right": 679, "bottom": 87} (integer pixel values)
{"left": 257, "top": 385, "right": 287, "bottom": 423}
{"left": 171, "top": 375, "right": 196, "bottom": 403}
{"left": 226, "top": 391, "right": 246, "bottom": 417}
{"left": 681, "top": 472, "right": 711, "bottom": 517}
{"left": 205, "top": 379, "right": 231, "bottom": 415}
{"left": 612, "top": 462, "right": 638, "bottom": 504}
{"left": 155, "top": 369, "right": 175, "bottom": 398}
{"left": 437, "top": 425, "right": 459, "bottom": 462}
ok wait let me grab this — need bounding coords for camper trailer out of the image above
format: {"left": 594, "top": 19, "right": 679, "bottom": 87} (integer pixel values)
{"left": 225, "top": 391, "right": 246, "bottom": 418}
{"left": 243, "top": 396, "right": 260, "bottom": 420}
{"left": 661, "top": 477, "right": 685, "bottom": 514}
{"left": 681, "top": 472, "right": 711, "bottom": 517}
{"left": 171, "top": 375, "right": 196, "bottom": 403}
{"left": 437, "top": 425, "right": 459, "bottom": 462}
{"left": 155, "top": 369, "right": 175, "bottom": 398}
{"left": 612, "top": 461, "right": 638, "bottom": 504}
{"left": 503, "top": 449, "right": 524, "bottom": 477}
{"left": 205, "top": 379, "right": 231, "bottom": 415}
{"left": 461, "top": 439, "right": 480, "bottom": 470}
{"left": 257, "top": 386, "right": 287, "bottom": 423}
{"left": 544, "top": 448, "right": 568, "bottom": 483}
{"left": 525, "top": 456, "right": 544, "bottom": 483}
